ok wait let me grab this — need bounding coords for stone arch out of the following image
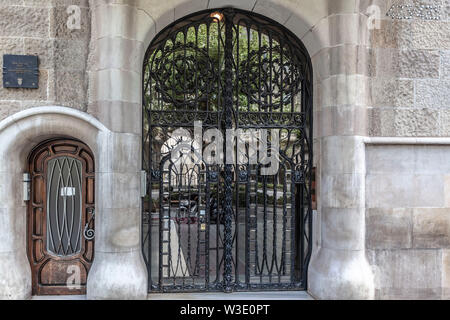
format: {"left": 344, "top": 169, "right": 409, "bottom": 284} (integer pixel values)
{"left": 89, "top": 0, "right": 375, "bottom": 299}
{"left": 0, "top": 106, "right": 109, "bottom": 299}
{"left": 137, "top": 0, "right": 331, "bottom": 62}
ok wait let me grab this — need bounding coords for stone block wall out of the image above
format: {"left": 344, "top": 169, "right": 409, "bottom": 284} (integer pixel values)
{"left": 364, "top": 0, "right": 450, "bottom": 300}
{"left": 369, "top": 1, "right": 450, "bottom": 137}
{"left": 366, "top": 145, "right": 450, "bottom": 299}
{"left": 0, "top": 0, "right": 90, "bottom": 121}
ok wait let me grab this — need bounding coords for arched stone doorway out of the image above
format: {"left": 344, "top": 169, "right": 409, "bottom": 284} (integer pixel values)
{"left": 142, "top": 8, "right": 313, "bottom": 293}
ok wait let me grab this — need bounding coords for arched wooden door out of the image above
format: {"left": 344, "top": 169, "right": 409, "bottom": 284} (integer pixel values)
{"left": 27, "top": 139, "right": 95, "bottom": 295}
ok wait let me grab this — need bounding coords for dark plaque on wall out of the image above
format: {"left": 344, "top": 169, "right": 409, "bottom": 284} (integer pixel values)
{"left": 2, "top": 55, "right": 39, "bottom": 89}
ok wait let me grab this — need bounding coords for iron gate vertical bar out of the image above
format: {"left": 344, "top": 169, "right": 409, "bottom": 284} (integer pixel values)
{"left": 223, "top": 8, "right": 234, "bottom": 293}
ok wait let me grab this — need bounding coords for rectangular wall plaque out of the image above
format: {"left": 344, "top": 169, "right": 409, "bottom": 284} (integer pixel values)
{"left": 2, "top": 54, "right": 39, "bottom": 89}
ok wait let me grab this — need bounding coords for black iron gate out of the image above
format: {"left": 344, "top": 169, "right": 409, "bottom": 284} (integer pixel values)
{"left": 142, "top": 8, "right": 313, "bottom": 293}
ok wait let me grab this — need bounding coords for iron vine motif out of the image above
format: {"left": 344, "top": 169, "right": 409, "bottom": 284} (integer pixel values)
{"left": 142, "top": 8, "right": 313, "bottom": 293}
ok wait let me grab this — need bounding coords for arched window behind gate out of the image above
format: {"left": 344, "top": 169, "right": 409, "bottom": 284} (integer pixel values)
{"left": 142, "top": 8, "right": 313, "bottom": 293}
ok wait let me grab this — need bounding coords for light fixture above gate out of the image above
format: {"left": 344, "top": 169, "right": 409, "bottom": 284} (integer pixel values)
{"left": 210, "top": 11, "right": 223, "bottom": 21}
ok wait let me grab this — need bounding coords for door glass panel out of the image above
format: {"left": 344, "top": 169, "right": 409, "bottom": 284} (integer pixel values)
{"left": 47, "top": 156, "right": 83, "bottom": 256}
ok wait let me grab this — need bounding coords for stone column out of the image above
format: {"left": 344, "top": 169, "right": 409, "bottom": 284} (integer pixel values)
{"left": 86, "top": 1, "right": 148, "bottom": 299}
{"left": 306, "top": 12, "right": 374, "bottom": 299}
{"left": 0, "top": 168, "right": 31, "bottom": 300}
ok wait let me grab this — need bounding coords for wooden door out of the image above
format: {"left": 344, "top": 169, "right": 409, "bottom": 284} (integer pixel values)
{"left": 27, "top": 139, "right": 95, "bottom": 295}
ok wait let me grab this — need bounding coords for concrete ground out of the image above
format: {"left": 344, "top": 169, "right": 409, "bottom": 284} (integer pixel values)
{"left": 32, "top": 291, "right": 313, "bottom": 300}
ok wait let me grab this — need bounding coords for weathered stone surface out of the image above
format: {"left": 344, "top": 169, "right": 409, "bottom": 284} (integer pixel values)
{"left": 369, "top": 108, "right": 441, "bottom": 137}
{"left": 23, "top": 0, "right": 54, "bottom": 7}
{"left": 372, "top": 249, "right": 442, "bottom": 299}
{"left": 53, "top": 0, "right": 89, "bottom": 7}
{"left": 366, "top": 208, "right": 413, "bottom": 250}
{"left": 0, "top": 102, "right": 21, "bottom": 121}
{"left": 321, "top": 75, "right": 369, "bottom": 107}
{"left": 313, "top": 45, "right": 372, "bottom": 82}
{"left": 94, "top": 37, "right": 142, "bottom": 72}
{"left": 442, "top": 51, "right": 450, "bottom": 79}
{"left": 322, "top": 208, "right": 365, "bottom": 251}
{"left": 50, "top": 6, "right": 90, "bottom": 40}
{"left": 87, "top": 251, "right": 147, "bottom": 300}
{"left": 370, "top": 78, "right": 414, "bottom": 107}
{"left": 374, "top": 48, "right": 440, "bottom": 78}
{"left": 319, "top": 106, "right": 368, "bottom": 137}
{"left": 88, "top": 101, "right": 141, "bottom": 134}
{"left": 321, "top": 173, "right": 365, "bottom": 209}
{"left": 445, "top": 175, "right": 450, "bottom": 207}
{"left": 411, "top": 20, "right": 450, "bottom": 50}
{"left": 370, "top": 19, "right": 412, "bottom": 49}
{"left": 443, "top": 250, "right": 450, "bottom": 299}
{"left": 368, "top": 107, "right": 395, "bottom": 136}
{"left": 366, "top": 145, "right": 450, "bottom": 175}
{"left": 394, "top": 108, "right": 440, "bottom": 137}
{"left": 24, "top": 38, "right": 54, "bottom": 69}
{"left": 0, "top": 38, "right": 23, "bottom": 67}
{"left": 366, "top": 173, "right": 444, "bottom": 208}
{"left": 308, "top": 248, "right": 374, "bottom": 299}
{"left": 0, "top": 70, "right": 48, "bottom": 101}
{"left": 54, "top": 70, "right": 86, "bottom": 109}
{"left": 54, "top": 39, "right": 88, "bottom": 71}
{"left": 97, "top": 172, "right": 140, "bottom": 210}
{"left": 0, "top": 252, "right": 32, "bottom": 300}
{"left": 0, "top": 6, "right": 49, "bottom": 38}
{"left": 441, "top": 114, "right": 450, "bottom": 134}
{"left": 412, "top": 208, "right": 450, "bottom": 248}
{"left": 415, "top": 80, "right": 450, "bottom": 108}
{"left": 322, "top": 136, "right": 365, "bottom": 174}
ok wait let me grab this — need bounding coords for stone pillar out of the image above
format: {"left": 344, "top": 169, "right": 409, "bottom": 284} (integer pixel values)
{"left": 0, "top": 172, "right": 31, "bottom": 300}
{"left": 86, "top": 1, "right": 148, "bottom": 299}
{"left": 306, "top": 12, "right": 375, "bottom": 299}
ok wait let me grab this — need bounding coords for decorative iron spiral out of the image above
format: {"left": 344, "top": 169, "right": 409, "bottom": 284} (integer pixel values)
{"left": 239, "top": 45, "right": 302, "bottom": 109}
{"left": 83, "top": 209, "right": 95, "bottom": 241}
{"left": 151, "top": 42, "right": 216, "bottom": 109}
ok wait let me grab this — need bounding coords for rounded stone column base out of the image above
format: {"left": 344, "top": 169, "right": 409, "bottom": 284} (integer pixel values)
{"left": 87, "top": 251, "right": 147, "bottom": 300}
{"left": 308, "top": 247, "right": 374, "bottom": 300}
{"left": 0, "top": 252, "right": 31, "bottom": 300}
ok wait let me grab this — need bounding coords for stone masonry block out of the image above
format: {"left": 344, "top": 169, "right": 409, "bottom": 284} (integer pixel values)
{"left": 415, "top": 80, "right": 450, "bottom": 108}
{"left": 411, "top": 20, "right": 450, "bottom": 50}
{"left": 366, "top": 208, "right": 413, "bottom": 250}
{"left": 374, "top": 48, "right": 440, "bottom": 78}
{"left": 50, "top": 6, "right": 90, "bottom": 40}
{"left": 373, "top": 249, "right": 442, "bottom": 299}
{"left": 371, "top": 78, "right": 414, "bottom": 107}
{"left": 442, "top": 51, "right": 450, "bottom": 79}
{"left": 412, "top": 208, "right": 450, "bottom": 249}
{"left": 0, "top": 6, "right": 49, "bottom": 38}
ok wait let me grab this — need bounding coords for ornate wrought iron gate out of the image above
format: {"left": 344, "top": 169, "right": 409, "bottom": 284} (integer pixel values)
{"left": 142, "top": 8, "right": 313, "bottom": 292}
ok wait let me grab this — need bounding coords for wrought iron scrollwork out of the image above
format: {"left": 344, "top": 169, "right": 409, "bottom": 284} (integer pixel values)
{"left": 83, "top": 208, "right": 95, "bottom": 241}
{"left": 239, "top": 45, "right": 302, "bottom": 109}
{"left": 238, "top": 170, "right": 249, "bottom": 183}
{"left": 151, "top": 169, "right": 161, "bottom": 182}
{"left": 207, "top": 171, "right": 218, "bottom": 183}
{"left": 151, "top": 43, "right": 216, "bottom": 109}
{"left": 142, "top": 8, "right": 313, "bottom": 294}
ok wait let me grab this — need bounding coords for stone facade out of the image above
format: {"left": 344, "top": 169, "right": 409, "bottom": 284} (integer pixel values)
{"left": 0, "top": 0, "right": 91, "bottom": 120}
{"left": 0, "top": 0, "right": 449, "bottom": 300}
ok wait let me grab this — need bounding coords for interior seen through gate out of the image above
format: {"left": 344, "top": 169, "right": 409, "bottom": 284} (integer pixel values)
{"left": 142, "top": 8, "right": 313, "bottom": 292}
